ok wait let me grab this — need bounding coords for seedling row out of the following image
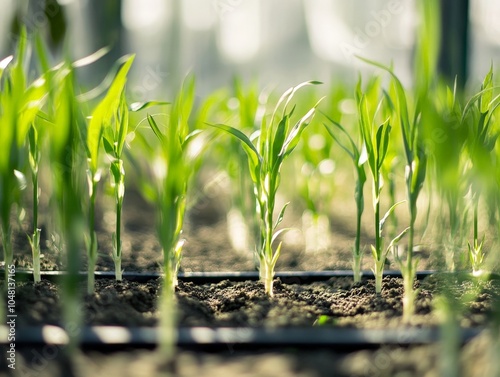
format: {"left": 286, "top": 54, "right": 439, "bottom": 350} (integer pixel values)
{"left": 1, "top": 27, "right": 499, "bottom": 352}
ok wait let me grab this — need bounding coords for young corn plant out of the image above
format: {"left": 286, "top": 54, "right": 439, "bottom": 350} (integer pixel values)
{"left": 26, "top": 34, "right": 54, "bottom": 283}
{"left": 212, "top": 80, "right": 323, "bottom": 296}
{"left": 360, "top": 57, "right": 428, "bottom": 320}
{"left": 85, "top": 54, "right": 135, "bottom": 291}
{"left": 143, "top": 76, "right": 206, "bottom": 360}
{"left": 49, "top": 63, "right": 86, "bottom": 352}
{"left": 0, "top": 33, "right": 47, "bottom": 283}
{"left": 462, "top": 66, "right": 500, "bottom": 276}
{"left": 422, "top": 79, "right": 467, "bottom": 270}
{"left": 323, "top": 114, "right": 367, "bottom": 283}
{"left": 356, "top": 77, "right": 408, "bottom": 294}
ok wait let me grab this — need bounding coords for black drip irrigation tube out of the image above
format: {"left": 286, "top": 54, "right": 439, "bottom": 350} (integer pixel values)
{"left": 3, "top": 325, "right": 483, "bottom": 351}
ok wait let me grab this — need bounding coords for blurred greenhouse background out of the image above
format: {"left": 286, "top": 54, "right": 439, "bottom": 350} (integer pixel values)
{"left": 0, "top": 0, "right": 499, "bottom": 99}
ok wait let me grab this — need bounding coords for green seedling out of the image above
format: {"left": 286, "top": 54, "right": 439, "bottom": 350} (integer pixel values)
{"left": 0, "top": 32, "right": 47, "bottom": 284}
{"left": 49, "top": 62, "right": 86, "bottom": 353}
{"left": 355, "top": 76, "right": 409, "bottom": 294}
{"left": 26, "top": 33, "right": 55, "bottom": 283}
{"left": 129, "top": 76, "right": 205, "bottom": 361}
{"left": 212, "top": 80, "right": 323, "bottom": 296}
{"left": 323, "top": 114, "right": 367, "bottom": 283}
{"left": 85, "top": 54, "right": 135, "bottom": 291}
{"left": 461, "top": 66, "right": 500, "bottom": 276}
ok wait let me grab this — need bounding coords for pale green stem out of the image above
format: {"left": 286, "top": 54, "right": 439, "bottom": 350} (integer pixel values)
{"left": 260, "top": 178, "right": 276, "bottom": 296}
{"left": 87, "top": 181, "right": 98, "bottom": 294}
{"left": 31, "top": 229, "right": 41, "bottom": 283}
{"left": 157, "top": 256, "right": 177, "bottom": 371}
{"left": 113, "top": 190, "right": 123, "bottom": 281}
{"left": 352, "top": 252, "right": 362, "bottom": 284}
{"left": 353, "top": 182, "right": 364, "bottom": 283}
{"left": 402, "top": 222, "right": 416, "bottom": 323}
{"left": 374, "top": 179, "right": 383, "bottom": 294}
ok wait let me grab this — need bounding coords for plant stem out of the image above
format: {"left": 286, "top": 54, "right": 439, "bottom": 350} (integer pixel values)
{"left": 374, "top": 178, "right": 383, "bottom": 294}
{"left": 258, "top": 172, "right": 277, "bottom": 296}
{"left": 87, "top": 181, "right": 98, "bottom": 294}
{"left": 263, "top": 194, "right": 275, "bottom": 296}
{"left": 31, "top": 168, "right": 41, "bottom": 283}
{"left": 473, "top": 196, "right": 479, "bottom": 249}
{"left": 353, "top": 182, "right": 363, "bottom": 283}
{"left": 113, "top": 196, "right": 123, "bottom": 281}
{"left": 402, "top": 219, "right": 416, "bottom": 323}
{"left": 157, "top": 267, "right": 177, "bottom": 371}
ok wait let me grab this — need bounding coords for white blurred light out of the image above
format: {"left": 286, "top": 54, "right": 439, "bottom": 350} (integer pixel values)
{"left": 181, "top": 0, "right": 215, "bottom": 31}
{"left": 471, "top": 0, "right": 500, "bottom": 45}
{"left": 122, "top": 0, "right": 170, "bottom": 31}
{"left": 303, "top": 0, "right": 353, "bottom": 63}
{"left": 217, "top": 0, "right": 261, "bottom": 63}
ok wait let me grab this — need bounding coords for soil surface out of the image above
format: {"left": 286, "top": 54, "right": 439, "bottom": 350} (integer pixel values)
{"left": 4, "top": 275, "right": 500, "bottom": 377}
{"left": 3, "top": 189, "right": 500, "bottom": 376}
{"left": 9, "top": 276, "right": 500, "bottom": 329}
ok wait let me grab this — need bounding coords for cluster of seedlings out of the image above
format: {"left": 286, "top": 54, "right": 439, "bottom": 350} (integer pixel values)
{"left": 1, "top": 16, "right": 499, "bottom": 356}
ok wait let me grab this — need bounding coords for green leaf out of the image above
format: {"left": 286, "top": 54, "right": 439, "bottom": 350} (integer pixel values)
{"left": 76, "top": 51, "right": 131, "bottom": 102}
{"left": 274, "top": 202, "right": 290, "bottom": 230}
{"left": 209, "top": 123, "right": 261, "bottom": 183}
{"left": 280, "top": 97, "right": 324, "bottom": 161}
{"left": 103, "top": 136, "right": 115, "bottom": 155}
{"left": 129, "top": 101, "right": 170, "bottom": 112}
{"left": 480, "top": 65, "right": 493, "bottom": 114}
{"left": 147, "top": 114, "right": 166, "bottom": 144}
{"left": 87, "top": 54, "right": 135, "bottom": 172}
{"left": 271, "top": 115, "right": 289, "bottom": 167}
{"left": 380, "top": 200, "right": 406, "bottom": 233}
{"left": 385, "top": 227, "right": 410, "bottom": 256}
{"left": 357, "top": 56, "right": 412, "bottom": 159}
{"left": 322, "top": 115, "right": 358, "bottom": 161}
{"left": 376, "top": 120, "right": 391, "bottom": 170}
{"left": 115, "top": 93, "right": 129, "bottom": 157}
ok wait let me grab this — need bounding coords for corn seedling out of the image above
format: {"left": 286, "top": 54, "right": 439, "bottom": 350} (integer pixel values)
{"left": 82, "top": 54, "right": 135, "bottom": 292}
{"left": 356, "top": 76, "right": 409, "bottom": 294}
{"left": 462, "top": 66, "right": 500, "bottom": 276}
{"left": 0, "top": 32, "right": 47, "bottom": 284}
{"left": 89, "top": 54, "right": 135, "bottom": 285}
{"left": 130, "top": 76, "right": 205, "bottom": 360}
{"left": 212, "top": 80, "right": 323, "bottom": 296}
{"left": 422, "top": 79, "right": 467, "bottom": 270}
{"left": 25, "top": 34, "right": 54, "bottom": 284}
{"left": 361, "top": 57, "right": 428, "bottom": 319}
{"left": 323, "top": 114, "right": 366, "bottom": 282}
{"left": 49, "top": 62, "right": 86, "bottom": 352}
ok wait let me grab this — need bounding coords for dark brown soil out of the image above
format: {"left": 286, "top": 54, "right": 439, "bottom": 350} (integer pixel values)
{"left": 9, "top": 276, "right": 500, "bottom": 329}
{"left": 4, "top": 275, "right": 500, "bottom": 377}
{"left": 3, "top": 189, "right": 500, "bottom": 376}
